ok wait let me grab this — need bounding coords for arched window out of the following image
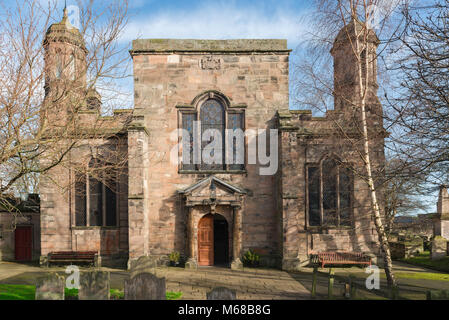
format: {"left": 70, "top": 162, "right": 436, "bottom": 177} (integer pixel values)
{"left": 179, "top": 93, "right": 245, "bottom": 172}
{"left": 68, "top": 54, "right": 76, "bottom": 80}
{"left": 200, "top": 99, "right": 225, "bottom": 171}
{"left": 55, "top": 57, "right": 63, "bottom": 79}
{"left": 74, "top": 159, "right": 118, "bottom": 227}
{"left": 307, "top": 157, "right": 353, "bottom": 227}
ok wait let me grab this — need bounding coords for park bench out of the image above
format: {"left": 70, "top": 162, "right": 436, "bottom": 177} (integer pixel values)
{"left": 309, "top": 251, "right": 373, "bottom": 299}
{"left": 47, "top": 251, "right": 100, "bottom": 267}
{"left": 312, "top": 251, "right": 372, "bottom": 268}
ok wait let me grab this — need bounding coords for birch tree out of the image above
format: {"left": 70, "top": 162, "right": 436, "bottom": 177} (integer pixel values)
{"left": 294, "top": 0, "right": 410, "bottom": 290}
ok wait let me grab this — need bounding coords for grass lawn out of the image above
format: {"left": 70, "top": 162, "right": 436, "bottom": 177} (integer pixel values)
{"left": 0, "top": 284, "right": 182, "bottom": 300}
{"left": 401, "top": 251, "right": 449, "bottom": 273}
{"left": 0, "top": 284, "right": 35, "bottom": 300}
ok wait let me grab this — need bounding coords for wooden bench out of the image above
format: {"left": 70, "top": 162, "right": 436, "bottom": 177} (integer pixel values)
{"left": 47, "top": 251, "right": 99, "bottom": 267}
{"left": 311, "top": 251, "right": 372, "bottom": 268}
{"left": 309, "top": 251, "right": 372, "bottom": 299}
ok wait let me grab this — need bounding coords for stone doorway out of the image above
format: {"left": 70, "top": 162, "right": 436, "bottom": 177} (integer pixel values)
{"left": 181, "top": 176, "right": 246, "bottom": 270}
{"left": 214, "top": 215, "right": 229, "bottom": 265}
{"left": 198, "top": 214, "right": 229, "bottom": 266}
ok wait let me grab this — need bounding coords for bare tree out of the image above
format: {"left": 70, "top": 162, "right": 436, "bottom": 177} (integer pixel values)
{"left": 0, "top": 0, "right": 131, "bottom": 223}
{"left": 294, "top": 0, "right": 412, "bottom": 290}
{"left": 392, "top": 0, "right": 449, "bottom": 185}
{"left": 384, "top": 158, "right": 428, "bottom": 234}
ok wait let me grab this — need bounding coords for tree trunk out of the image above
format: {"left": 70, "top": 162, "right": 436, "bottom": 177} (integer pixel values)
{"left": 353, "top": 15, "right": 397, "bottom": 289}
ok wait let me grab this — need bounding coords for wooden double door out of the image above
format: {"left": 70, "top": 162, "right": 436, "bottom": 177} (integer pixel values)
{"left": 198, "top": 214, "right": 229, "bottom": 266}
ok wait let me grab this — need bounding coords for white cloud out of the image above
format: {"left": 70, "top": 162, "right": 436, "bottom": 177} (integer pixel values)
{"left": 121, "top": 3, "right": 307, "bottom": 48}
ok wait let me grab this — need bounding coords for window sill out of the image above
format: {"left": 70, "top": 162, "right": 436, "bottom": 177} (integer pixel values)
{"left": 307, "top": 226, "right": 353, "bottom": 233}
{"left": 179, "top": 170, "right": 247, "bottom": 175}
{"left": 72, "top": 226, "right": 119, "bottom": 230}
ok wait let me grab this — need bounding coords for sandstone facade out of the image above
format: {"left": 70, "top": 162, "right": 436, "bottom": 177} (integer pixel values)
{"left": 1, "top": 12, "right": 387, "bottom": 270}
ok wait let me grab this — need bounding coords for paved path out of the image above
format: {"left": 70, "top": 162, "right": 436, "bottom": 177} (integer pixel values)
{"left": 1, "top": 261, "right": 448, "bottom": 300}
{"left": 153, "top": 267, "right": 310, "bottom": 300}
{"left": 0, "top": 262, "right": 310, "bottom": 300}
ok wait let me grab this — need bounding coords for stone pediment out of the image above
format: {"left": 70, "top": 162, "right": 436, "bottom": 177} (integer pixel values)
{"left": 178, "top": 176, "right": 246, "bottom": 207}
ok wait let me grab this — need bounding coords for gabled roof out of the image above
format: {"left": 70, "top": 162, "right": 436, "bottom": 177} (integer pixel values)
{"left": 178, "top": 176, "right": 246, "bottom": 195}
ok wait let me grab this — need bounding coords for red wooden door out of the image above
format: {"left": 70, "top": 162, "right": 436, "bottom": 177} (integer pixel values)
{"left": 198, "top": 215, "right": 214, "bottom": 266}
{"left": 15, "top": 226, "right": 32, "bottom": 261}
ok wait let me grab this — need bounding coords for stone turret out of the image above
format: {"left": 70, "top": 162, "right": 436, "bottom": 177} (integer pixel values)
{"left": 330, "top": 20, "right": 382, "bottom": 128}
{"left": 44, "top": 7, "right": 87, "bottom": 87}
{"left": 42, "top": 7, "right": 88, "bottom": 127}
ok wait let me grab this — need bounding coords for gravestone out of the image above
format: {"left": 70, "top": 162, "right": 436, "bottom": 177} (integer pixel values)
{"left": 207, "top": 287, "right": 237, "bottom": 300}
{"left": 431, "top": 236, "right": 447, "bottom": 260}
{"left": 129, "top": 256, "right": 158, "bottom": 277}
{"left": 427, "top": 290, "right": 449, "bottom": 300}
{"left": 124, "top": 272, "right": 166, "bottom": 300}
{"left": 78, "top": 271, "right": 110, "bottom": 300}
{"left": 405, "top": 237, "right": 424, "bottom": 256}
{"left": 435, "top": 186, "right": 449, "bottom": 239}
{"left": 35, "top": 273, "right": 65, "bottom": 300}
{"left": 389, "top": 242, "right": 406, "bottom": 260}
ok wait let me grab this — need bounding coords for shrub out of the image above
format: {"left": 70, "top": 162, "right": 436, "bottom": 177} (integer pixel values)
{"left": 242, "top": 249, "right": 260, "bottom": 267}
{"left": 169, "top": 251, "right": 181, "bottom": 266}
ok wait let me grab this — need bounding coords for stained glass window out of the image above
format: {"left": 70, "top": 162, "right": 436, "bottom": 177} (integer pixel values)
{"left": 339, "top": 167, "right": 352, "bottom": 226}
{"left": 74, "top": 159, "right": 118, "bottom": 227}
{"left": 307, "top": 159, "right": 353, "bottom": 227}
{"left": 180, "top": 94, "right": 246, "bottom": 171}
{"left": 75, "top": 173, "right": 86, "bottom": 226}
{"left": 308, "top": 167, "right": 321, "bottom": 226}
{"left": 227, "top": 113, "right": 244, "bottom": 171}
{"left": 105, "top": 181, "right": 117, "bottom": 227}
{"left": 323, "top": 159, "right": 338, "bottom": 226}
{"left": 182, "top": 113, "right": 195, "bottom": 171}
{"left": 200, "top": 99, "right": 225, "bottom": 171}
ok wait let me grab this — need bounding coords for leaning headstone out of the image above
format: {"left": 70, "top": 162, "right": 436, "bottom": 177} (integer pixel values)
{"left": 427, "top": 290, "right": 449, "bottom": 300}
{"left": 431, "top": 236, "right": 448, "bottom": 260}
{"left": 405, "top": 237, "right": 424, "bottom": 257}
{"left": 129, "top": 256, "right": 157, "bottom": 277}
{"left": 78, "top": 271, "right": 110, "bottom": 300}
{"left": 35, "top": 273, "right": 65, "bottom": 300}
{"left": 207, "top": 287, "right": 237, "bottom": 300}
{"left": 124, "top": 272, "right": 166, "bottom": 300}
{"left": 389, "top": 242, "right": 406, "bottom": 260}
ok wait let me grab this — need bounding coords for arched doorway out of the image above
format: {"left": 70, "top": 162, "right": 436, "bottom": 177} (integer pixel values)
{"left": 198, "top": 214, "right": 229, "bottom": 266}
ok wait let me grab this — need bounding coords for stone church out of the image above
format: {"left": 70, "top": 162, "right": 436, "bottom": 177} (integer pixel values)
{"left": 1, "top": 9, "right": 386, "bottom": 270}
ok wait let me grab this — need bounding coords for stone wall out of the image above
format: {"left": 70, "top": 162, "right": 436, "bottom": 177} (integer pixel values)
{"left": 40, "top": 128, "right": 130, "bottom": 265}
{"left": 0, "top": 212, "right": 41, "bottom": 261}
{"left": 278, "top": 111, "right": 383, "bottom": 270}
{"left": 130, "top": 39, "right": 290, "bottom": 264}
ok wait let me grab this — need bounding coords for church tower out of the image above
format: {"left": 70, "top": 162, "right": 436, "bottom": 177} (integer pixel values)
{"left": 330, "top": 20, "right": 382, "bottom": 127}
{"left": 42, "top": 7, "right": 88, "bottom": 127}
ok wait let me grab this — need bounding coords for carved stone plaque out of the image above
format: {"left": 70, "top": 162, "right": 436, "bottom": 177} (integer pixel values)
{"left": 200, "top": 56, "right": 221, "bottom": 70}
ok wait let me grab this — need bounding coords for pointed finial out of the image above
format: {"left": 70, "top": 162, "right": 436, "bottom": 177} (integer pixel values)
{"left": 63, "top": 1, "right": 68, "bottom": 19}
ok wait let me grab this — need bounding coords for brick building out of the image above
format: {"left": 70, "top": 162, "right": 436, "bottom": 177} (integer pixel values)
{"left": 1, "top": 10, "right": 385, "bottom": 270}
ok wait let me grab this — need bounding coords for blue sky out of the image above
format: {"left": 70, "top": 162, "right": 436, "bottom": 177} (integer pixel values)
{"left": 43, "top": 0, "right": 312, "bottom": 47}
{"left": 2, "top": 0, "right": 439, "bottom": 213}
{"left": 56, "top": 0, "right": 312, "bottom": 111}
{"left": 122, "top": 0, "right": 310, "bottom": 45}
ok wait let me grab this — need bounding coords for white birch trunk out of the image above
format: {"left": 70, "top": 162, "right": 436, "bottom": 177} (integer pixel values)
{"left": 352, "top": 10, "right": 397, "bottom": 288}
